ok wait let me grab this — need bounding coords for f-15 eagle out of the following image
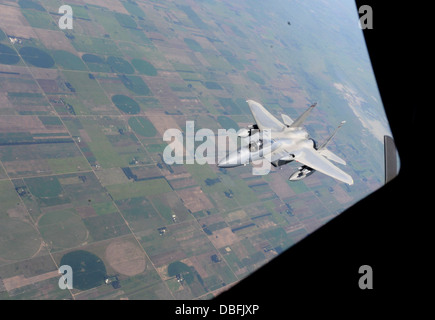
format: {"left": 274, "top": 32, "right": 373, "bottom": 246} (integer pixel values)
{"left": 218, "top": 100, "right": 353, "bottom": 185}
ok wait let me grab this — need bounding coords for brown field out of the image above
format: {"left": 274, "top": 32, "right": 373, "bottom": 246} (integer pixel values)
{"left": 144, "top": 77, "right": 183, "bottom": 110}
{"left": 95, "top": 167, "right": 130, "bottom": 186}
{"left": 15, "top": 104, "right": 54, "bottom": 115}
{"left": 33, "top": 29, "right": 77, "bottom": 52}
{"left": 253, "top": 218, "right": 276, "bottom": 230}
{"left": 332, "top": 184, "right": 353, "bottom": 204}
{"left": 77, "top": 129, "right": 92, "bottom": 143}
{"left": 177, "top": 186, "right": 214, "bottom": 213}
{"left": 31, "top": 67, "right": 63, "bottom": 80}
{"left": 284, "top": 222, "right": 305, "bottom": 233}
{"left": 0, "top": 116, "right": 66, "bottom": 134}
{"left": 6, "top": 205, "right": 28, "bottom": 221}
{"left": 207, "top": 227, "right": 239, "bottom": 249}
{"left": 302, "top": 217, "right": 322, "bottom": 233}
{"left": 231, "top": 242, "right": 250, "bottom": 262}
{"left": 37, "top": 79, "right": 63, "bottom": 94}
{"left": 0, "top": 73, "right": 41, "bottom": 93}
{"left": 130, "top": 165, "right": 162, "bottom": 180}
{"left": 2, "top": 159, "right": 51, "bottom": 176}
{"left": 105, "top": 240, "right": 146, "bottom": 276}
{"left": 0, "top": 64, "right": 27, "bottom": 77}
{"left": 2, "top": 270, "right": 59, "bottom": 292}
{"left": 144, "top": 32, "right": 167, "bottom": 45}
{"left": 227, "top": 73, "right": 250, "bottom": 87}
{"left": 183, "top": 254, "right": 211, "bottom": 279}
{"left": 302, "top": 173, "right": 324, "bottom": 188}
{"left": 164, "top": 50, "right": 195, "bottom": 65}
{"left": 197, "top": 213, "right": 225, "bottom": 226}
{"left": 0, "top": 92, "right": 16, "bottom": 114}
{"left": 168, "top": 177, "right": 197, "bottom": 189}
{"left": 164, "top": 172, "right": 191, "bottom": 180}
{"left": 151, "top": 249, "right": 186, "bottom": 268}
{"left": 193, "top": 52, "right": 211, "bottom": 67}
{"left": 145, "top": 113, "right": 181, "bottom": 136}
{"left": 76, "top": 206, "right": 97, "bottom": 219}
{"left": 0, "top": 4, "right": 37, "bottom": 39}
{"left": 225, "top": 209, "right": 247, "bottom": 223}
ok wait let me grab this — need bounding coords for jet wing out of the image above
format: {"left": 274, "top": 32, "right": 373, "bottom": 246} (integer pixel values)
{"left": 294, "top": 147, "right": 353, "bottom": 185}
{"left": 318, "top": 149, "right": 346, "bottom": 165}
{"left": 246, "top": 100, "right": 286, "bottom": 132}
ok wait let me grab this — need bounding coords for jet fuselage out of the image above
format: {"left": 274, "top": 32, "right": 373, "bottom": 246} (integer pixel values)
{"left": 218, "top": 127, "right": 312, "bottom": 168}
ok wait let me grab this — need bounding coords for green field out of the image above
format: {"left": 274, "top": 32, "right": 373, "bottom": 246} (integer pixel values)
{"left": 106, "top": 178, "right": 172, "bottom": 200}
{"left": 0, "top": 219, "right": 42, "bottom": 260}
{"left": 115, "top": 196, "right": 164, "bottom": 233}
{"left": 82, "top": 212, "right": 130, "bottom": 241}
{"left": 71, "top": 35, "right": 122, "bottom": 56}
{"left": 62, "top": 71, "right": 113, "bottom": 113}
{"left": 119, "top": 75, "right": 152, "bottom": 95}
{"left": 112, "top": 95, "right": 141, "bottom": 114}
{"left": 38, "top": 209, "right": 88, "bottom": 251}
{"left": 131, "top": 59, "right": 157, "bottom": 76}
{"left": 46, "top": 157, "right": 91, "bottom": 174}
{"left": 106, "top": 56, "right": 135, "bottom": 74}
{"left": 122, "top": 1, "right": 146, "bottom": 18}
{"left": 60, "top": 250, "right": 107, "bottom": 290}
{"left": 18, "top": 0, "right": 45, "bottom": 11}
{"left": 91, "top": 201, "right": 118, "bottom": 216}
{"left": 25, "top": 176, "right": 63, "bottom": 198}
{"left": 246, "top": 71, "right": 265, "bottom": 85}
{"left": 217, "top": 115, "right": 239, "bottom": 130}
{"left": 0, "top": 180, "right": 23, "bottom": 218}
{"left": 0, "top": 44, "right": 20, "bottom": 65}
{"left": 128, "top": 116, "right": 156, "bottom": 137}
{"left": 168, "top": 261, "right": 194, "bottom": 284}
{"left": 82, "top": 53, "right": 111, "bottom": 72}
{"left": 114, "top": 12, "right": 137, "bottom": 29}
{"left": 19, "top": 47, "right": 54, "bottom": 68}
{"left": 184, "top": 38, "right": 203, "bottom": 52}
{"left": 69, "top": 4, "right": 90, "bottom": 19}
{"left": 21, "top": 9, "right": 57, "bottom": 30}
{"left": 77, "top": 120, "right": 127, "bottom": 168}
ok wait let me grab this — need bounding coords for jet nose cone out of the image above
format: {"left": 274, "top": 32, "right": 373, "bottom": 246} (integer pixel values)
{"left": 217, "top": 157, "right": 231, "bottom": 168}
{"left": 218, "top": 150, "right": 244, "bottom": 168}
{"left": 217, "top": 158, "right": 226, "bottom": 167}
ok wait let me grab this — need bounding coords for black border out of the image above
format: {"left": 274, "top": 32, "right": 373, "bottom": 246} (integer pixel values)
{"left": 215, "top": 0, "right": 420, "bottom": 313}
{"left": 2, "top": 1, "right": 421, "bottom": 316}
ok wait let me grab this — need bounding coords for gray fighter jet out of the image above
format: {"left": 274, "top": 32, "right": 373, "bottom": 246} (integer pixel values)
{"left": 218, "top": 100, "right": 353, "bottom": 185}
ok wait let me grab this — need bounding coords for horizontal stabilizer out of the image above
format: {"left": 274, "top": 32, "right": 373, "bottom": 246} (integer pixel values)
{"left": 319, "top": 121, "right": 346, "bottom": 150}
{"left": 289, "top": 103, "right": 317, "bottom": 128}
{"left": 281, "top": 114, "right": 293, "bottom": 126}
